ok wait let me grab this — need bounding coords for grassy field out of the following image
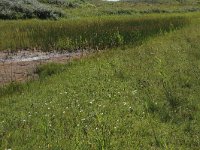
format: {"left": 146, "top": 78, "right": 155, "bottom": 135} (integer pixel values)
{"left": 1, "top": 0, "right": 200, "bottom": 19}
{"left": 0, "top": 15, "right": 189, "bottom": 51}
{"left": 0, "top": 12, "right": 200, "bottom": 149}
{"left": 63, "top": 1, "right": 200, "bottom": 17}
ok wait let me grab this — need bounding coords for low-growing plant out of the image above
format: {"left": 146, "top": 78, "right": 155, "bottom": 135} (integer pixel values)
{"left": 35, "top": 63, "right": 67, "bottom": 79}
{"left": 0, "top": 82, "right": 24, "bottom": 97}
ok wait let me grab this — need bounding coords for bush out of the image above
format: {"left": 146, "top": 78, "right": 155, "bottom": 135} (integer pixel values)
{"left": 39, "top": 0, "right": 84, "bottom": 8}
{"left": 0, "top": 0, "right": 64, "bottom": 19}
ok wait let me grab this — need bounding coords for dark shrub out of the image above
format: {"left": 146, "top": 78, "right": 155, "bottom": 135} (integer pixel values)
{"left": 0, "top": 0, "right": 64, "bottom": 19}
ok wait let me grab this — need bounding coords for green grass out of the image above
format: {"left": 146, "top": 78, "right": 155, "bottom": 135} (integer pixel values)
{"left": 66, "top": 1, "right": 200, "bottom": 18}
{"left": 1, "top": 0, "right": 200, "bottom": 20}
{"left": 0, "top": 13, "right": 200, "bottom": 149}
{"left": 0, "top": 14, "right": 189, "bottom": 51}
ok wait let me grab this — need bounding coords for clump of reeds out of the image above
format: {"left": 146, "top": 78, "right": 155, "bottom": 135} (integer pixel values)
{"left": 0, "top": 15, "right": 189, "bottom": 51}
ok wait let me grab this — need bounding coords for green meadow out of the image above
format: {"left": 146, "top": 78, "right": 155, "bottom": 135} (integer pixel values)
{"left": 0, "top": 12, "right": 200, "bottom": 149}
{"left": 1, "top": 0, "right": 200, "bottom": 149}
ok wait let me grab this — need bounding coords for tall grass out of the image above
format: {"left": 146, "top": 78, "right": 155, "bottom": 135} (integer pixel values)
{"left": 0, "top": 15, "right": 189, "bottom": 51}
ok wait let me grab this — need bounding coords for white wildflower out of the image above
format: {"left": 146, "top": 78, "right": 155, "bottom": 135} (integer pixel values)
{"left": 123, "top": 102, "right": 127, "bottom": 105}
{"left": 132, "top": 90, "right": 137, "bottom": 95}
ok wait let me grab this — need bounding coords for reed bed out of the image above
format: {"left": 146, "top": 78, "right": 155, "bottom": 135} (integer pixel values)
{"left": 0, "top": 15, "right": 189, "bottom": 51}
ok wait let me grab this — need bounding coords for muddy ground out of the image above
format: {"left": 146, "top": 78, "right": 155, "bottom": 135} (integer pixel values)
{"left": 0, "top": 50, "right": 86, "bottom": 86}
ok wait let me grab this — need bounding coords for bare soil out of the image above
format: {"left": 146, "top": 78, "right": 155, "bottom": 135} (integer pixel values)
{"left": 0, "top": 50, "right": 86, "bottom": 86}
